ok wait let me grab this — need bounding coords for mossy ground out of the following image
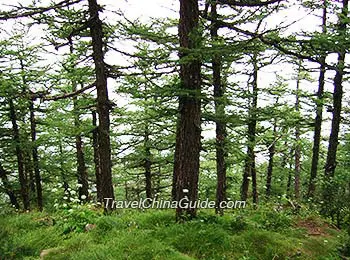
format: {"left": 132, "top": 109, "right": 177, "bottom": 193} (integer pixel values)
{"left": 0, "top": 206, "right": 346, "bottom": 259}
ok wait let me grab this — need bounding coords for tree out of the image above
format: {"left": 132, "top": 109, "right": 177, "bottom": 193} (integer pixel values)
{"left": 210, "top": 2, "right": 228, "bottom": 215}
{"left": 307, "top": 0, "right": 328, "bottom": 198}
{"left": 88, "top": 0, "right": 115, "bottom": 206}
{"left": 173, "top": 0, "right": 202, "bottom": 220}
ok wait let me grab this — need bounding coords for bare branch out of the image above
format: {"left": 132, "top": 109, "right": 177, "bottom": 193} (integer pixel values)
{"left": 44, "top": 82, "right": 95, "bottom": 101}
{"left": 0, "top": 0, "right": 82, "bottom": 20}
{"left": 218, "top": 0, "right": 284, "bottom": 7}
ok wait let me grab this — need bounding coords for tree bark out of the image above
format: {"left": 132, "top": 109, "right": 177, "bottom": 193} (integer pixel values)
{"left": 322, "top": 0, "right": 348, "bottom": 212}
{"left": 88, "top": 0, "right": 114, "bottom": 207}
{"left": 308, "top": 0, "right": 327, "bottom": 198}
{"left": 294, "top": 67, "right": 301, "bottom": 200}
{"left": 266, "top": 119, "right": 277, "bottom": 196}
{"left": 211, "top": 2, "right": 227, "bottom": 215}
{"left": 0, "top": 162, "right": 20, "bottom": 209}
{"left": 9, "top": 99, "right": 30, "bottom": 210}
{"left": 324, "top": 0, "right": 348, "bottom": 178}
{"left": 92, "top": 110, "right": 102, "bottom": 202}
{"left": 29, "top": 100, "right": 43, "bottom": 211}
{"left": 241, "top": 53, "right": 258, "bottom": 205}
{"left": 173, "top": 0, "right": 202, "bottom": 220}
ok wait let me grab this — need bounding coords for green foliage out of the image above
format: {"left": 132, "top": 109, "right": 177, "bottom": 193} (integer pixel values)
{"left": 0, "top": 210, "right": 344, "bottom": 259}
{"left": 249, "top": 207, "right": 293, "bottom": 230}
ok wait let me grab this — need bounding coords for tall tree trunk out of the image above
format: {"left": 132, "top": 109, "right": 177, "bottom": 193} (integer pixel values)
{"left": 324, "top": 0, "right": 348, "bottom": 178}
{"left": 322, "top": 0, "right": 348, "bottom": 212}
{"left": 92, "top": 110, "right": 102, "bottom": 202}
{"left": 29, "top": 100, "right": 43, "bottom": 211}
{"left": 69, "top": 43, "right": 89, "bottom": 202}
{"left": 211, "top": 2, "right": 227, "bottom": 215}
{"left": 294, "top": 67, "right": 301, "bottom": 200}
{"left": 9, "top": 99, "right": 30, "bottom": 210}
{"left": 308, "top": 0, "right": 327, "bottom": 198}
{"left": 0, "top": 162, "right": 20, "bottom": 209}
{"left": 144, "top": 126, "right": 152, "bottom": 199}
{"left": 173, "top": 0, "right": 202, "bottom": 220}
{"left": 241, "top": 53, "right": 258, "bottom": 205}
{"left": 88, "top": 0, "right": 114, "bottom": 207}
{"left": 266, "top": 118, "right": 277, "bottom": 196}
{"left": 72, "top": 84, "right": 89, "bottom": 202}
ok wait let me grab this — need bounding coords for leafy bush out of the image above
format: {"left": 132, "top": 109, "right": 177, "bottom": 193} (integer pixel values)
{"left": 55, "top": 205, "right": 102, "bottom": 233}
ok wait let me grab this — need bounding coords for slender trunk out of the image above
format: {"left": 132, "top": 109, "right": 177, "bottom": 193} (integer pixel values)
{"left": 59, "top": 142, "right": 70, "bottom": 196}
{"left": 294, "top": 67, "right": 301, "bottom": 200}
{"left": 72, "top": 84, "right": 89, "bottom": 202}
{"left": 0, "top": 162, "right": 20, "bottom": 209}
{"left": 144, "top": 127, "right": 152, "bottom": 199}
{"left": 29, "top": 100, "right": 43, "bottom": 211}
{"left": 69, "top": 43, "right": 89, "bottom": 202}
{"left": 211, "top": 2, "right": 227, "bottom": 215}
{"left": 92, "top": 110, "right": 102, "bottom": 202}
{"left": 174, "top": 0, "right": 201, "bottom": 220}
{"left": 88, "top": 0, "right": 114, "bottom": 207}
{"left": 241, "top": 53, "right": 258, "bottom": 205}
{"left": 308, "top": 0, "right": 327, "bottom": 198}
{"left": 19, "top": 60, "right": 36, "bottom": 202}
{"left": 266, "top": 119, "right": 277, "bottom": 196}
{"left": 322, "top": 0, "right": 348, "bottom": 212}
{"left": 286, "top": 148, "right": 294, "bottom": 197}
{"left": 324, "top": 0, "right": 348, "bottom": 178}
{"left": 9, "top": 99, "right": 30, "bottom": 210}
{"left": 24, "top": 148, "right": 35, "bottom": 196}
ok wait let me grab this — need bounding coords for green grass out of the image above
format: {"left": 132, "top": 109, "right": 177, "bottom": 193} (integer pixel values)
{"left": 0, "top": 207, "right": 345, "bottom": 260}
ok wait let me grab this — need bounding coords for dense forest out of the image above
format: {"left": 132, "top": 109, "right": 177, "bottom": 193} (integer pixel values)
{"left": 0, "top": 0, "right": 350, "bottom": 259}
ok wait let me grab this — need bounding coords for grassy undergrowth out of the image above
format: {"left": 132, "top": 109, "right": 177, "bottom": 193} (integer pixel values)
{"left": 0, "top": 206, "right": 347, "bottom": 260}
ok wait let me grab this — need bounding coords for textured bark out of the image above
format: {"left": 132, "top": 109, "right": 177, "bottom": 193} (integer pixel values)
{"left": 294, "top": 69, "right": 301, "bottom": 200}
{"left": 0, "top": 162, "right": 20, "bottom": 209}
{"left": 266, "top": 120, "right": 277, "bottom": 196}
{"left": 322, "top": 0, "right": 348, "bottom": 213}
{"left": 9, "top": 99, "right": 30, "bottom": 210}
{"left": 211, "top": 3, "right": 227, "bottom": 215}
{"left": 324, "top": 0, "right": 348, "bottom": 178}
{"left": 173, "top": 0, "right": 202, "bottom": 220}
{"left": 92, "top": 111, "right": 102, "bottom": 202}
{"left": 241, "top": 53, "right": 258, "bottom": 205}
{"left": 29, "top": 100, "right": 43, "bottom": 211}
{"left": 88, "top": 0, "right": 114, "bottom": 207}
{"left": 308, "top": 0, "right": 327, "bottom": 198}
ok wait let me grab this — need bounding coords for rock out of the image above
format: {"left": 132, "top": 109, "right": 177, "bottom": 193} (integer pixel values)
{"left": 40, "top": 248, "right": 60, "bottom": 259}
{"left": 85, "top": 223, "right": 96, "bottom": 232}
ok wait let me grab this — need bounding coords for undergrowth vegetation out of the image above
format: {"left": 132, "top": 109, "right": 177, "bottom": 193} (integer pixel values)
{"left": 0, "top": 205, "right": 348, "bottom": 259}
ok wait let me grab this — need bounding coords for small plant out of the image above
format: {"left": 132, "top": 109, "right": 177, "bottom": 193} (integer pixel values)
{"left": 229, "top": 214, "right": 248, "bottom": 232}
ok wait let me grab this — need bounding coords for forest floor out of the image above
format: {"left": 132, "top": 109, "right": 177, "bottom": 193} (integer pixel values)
{"left": 0, "top": 205, "right": 348, "bottom": 260}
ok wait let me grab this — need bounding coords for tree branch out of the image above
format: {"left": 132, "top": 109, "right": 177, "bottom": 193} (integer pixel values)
{"left": 0, "top": 0, "right": 81, "bottom": 20}
{"left": 43, "top": 82, "right": 96, "bottom": 101}
{"left": 218, "top": 0, "right": 284, "bottom": 7}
